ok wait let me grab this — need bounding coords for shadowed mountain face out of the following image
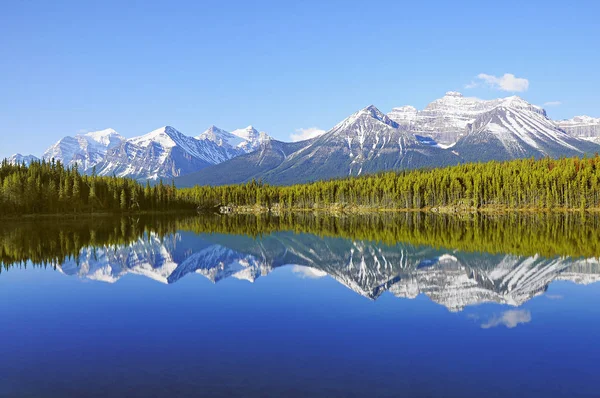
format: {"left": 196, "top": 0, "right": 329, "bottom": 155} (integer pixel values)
{"left": 45, "top": 228, "right": 600, "bottom": 312}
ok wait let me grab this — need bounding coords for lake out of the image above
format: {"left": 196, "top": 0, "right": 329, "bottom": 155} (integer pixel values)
{"left": 1, "top": 213, "right": 599, "bottom": 397}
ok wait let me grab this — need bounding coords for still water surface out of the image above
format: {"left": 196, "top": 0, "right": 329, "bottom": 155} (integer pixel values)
{"left": 1, "top": 214, "right": 599, "bottom": 397}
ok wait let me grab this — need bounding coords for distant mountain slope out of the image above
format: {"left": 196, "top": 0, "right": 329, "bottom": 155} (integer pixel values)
{"left": 176, "top": 138, "right": 312, "bottom": 187}
{"left": 196, "top": 125, "right": 270, "bottom": 153}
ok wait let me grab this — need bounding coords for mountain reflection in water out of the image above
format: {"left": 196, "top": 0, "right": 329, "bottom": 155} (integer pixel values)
{"left": 3, "top": 213, "right": 598, "bottom": 312}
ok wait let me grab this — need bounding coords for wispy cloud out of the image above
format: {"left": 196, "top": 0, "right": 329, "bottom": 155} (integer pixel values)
{"left": 481, "top": 309, "right": 531, "bottom": 329}
{"left": 466, "top": 73, "right": 530, "bottom": 92}
{"left": 290, "top": 127, "right": 326, "bottom": 142}
{"left": 291, "top": 265, "right": 327, "bottom": 279}
{"left": 77, "top": 128, "right": 90, "bottom": 134}
{"left": 543, "top": 101, "right": 562, "bottom": 106}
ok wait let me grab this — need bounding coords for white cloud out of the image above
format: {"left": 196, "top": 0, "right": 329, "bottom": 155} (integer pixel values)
{"left": 290, "top": 127, "right": 326, "bottom": 142}
{"left": 77, "top": 128, "right": 90, "bottom": 134}
{"left": 291, "top": 265, "right": 327, "bottom": 279}
{"left": 481, "top": 309, "right": 531, "bottom": 329}
{"left": 543, "top": 101, "right": 562, "bottom": 106}
{"left": 468, "top": 73, "right": 530, "bottom": 92}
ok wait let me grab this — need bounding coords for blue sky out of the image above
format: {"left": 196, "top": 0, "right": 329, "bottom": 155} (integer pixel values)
{"left": 1, "top": 0, "right": 599, "bottom": 159}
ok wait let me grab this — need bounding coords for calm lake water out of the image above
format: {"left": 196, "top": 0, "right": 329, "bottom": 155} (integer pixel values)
{"left": 1, "top": 213, "right": 599, "bottom": 397}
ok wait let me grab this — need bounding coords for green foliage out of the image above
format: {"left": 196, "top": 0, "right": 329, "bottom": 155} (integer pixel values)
{"left": 0, "top": 159, "right": 194, "bottom": 215}
{"left": 179, "top": 156, "right": 600, "bottom": 211}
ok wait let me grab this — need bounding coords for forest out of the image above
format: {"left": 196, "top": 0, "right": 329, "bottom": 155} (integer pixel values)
{"left": 179, "top": 156, "right": 600, "bottom": 211}
{"left": 3, "top": 156, "right": 600, "bottom": 216}
{"left": 0, "top": 159, "right": 195, "bottom": 215}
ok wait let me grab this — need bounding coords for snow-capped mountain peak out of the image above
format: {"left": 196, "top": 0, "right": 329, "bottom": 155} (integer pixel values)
{"left": 42, "top": 128, "right": 125, "bottom": 169}
{"left": 499, "top": 95, "right": 546, "bottom": 117}
{"left": 231, "top": 125, "right": 259, "bottom": 141}
{"left": 7, "top": 153, "right": 40, "bottom": 166}
{"left": 334, "top": 105, "right": 399, "bottom": 131}
{"left": 230, "top": 125, "right": 272, "bottom": 152}
{"left": 94, "top": 125, "right": 244, "bottom": 180}
{"left": 83, "top": 128, "right": 123, "bottom": 146}
{"left": 196, "top": 125, "right": 247, "bottom": 149}
{"left": 129, "top": 126, "right": 185, "bottom": 148}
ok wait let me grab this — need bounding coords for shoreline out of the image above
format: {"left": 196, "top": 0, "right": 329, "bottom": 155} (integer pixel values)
{"left": 216, "top": 204, "right": 600, "bottom": 215}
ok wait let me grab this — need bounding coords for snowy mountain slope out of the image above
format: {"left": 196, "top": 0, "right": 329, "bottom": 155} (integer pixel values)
{"left": 230, "top": 125, "right": 271, "bottom": 152}
{"left": 175, "top": 138, "right": 315, "bottom": 187}
{"left": 42, "top": 128, "right": 125, "bottom": 169}
{"left": 196, "top": 125, "right": 272, "bottom": 154}
{"left": 388, "top": 92, "right": 501, "bottom": 145}
{"left": 6, "top": 153, "right": 40, "bottom": 166}
{"left": 95, "top": 126, "right": 242, "bottom": 180}
{"left": 454, "top": 97, "right": 600, "bottom": 162}
{"left": 196, "top": 125, "right": 247, "bottom": 150}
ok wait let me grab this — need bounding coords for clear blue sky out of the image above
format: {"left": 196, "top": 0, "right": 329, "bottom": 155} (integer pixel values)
{"left": 1, "top": 0, "right": 599, "bottom": 159}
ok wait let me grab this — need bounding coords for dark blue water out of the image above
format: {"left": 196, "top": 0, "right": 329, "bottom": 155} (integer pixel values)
{"left": 1, "top": 227, "right": 599, "bottom": 397}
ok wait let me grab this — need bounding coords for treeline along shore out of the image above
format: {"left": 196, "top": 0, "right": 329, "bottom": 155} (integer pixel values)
{"left": 2, "top": 156, "right": 600, "bottom": 216}
{"left": 181, "top": 156, "right": 600, "bottom": 213}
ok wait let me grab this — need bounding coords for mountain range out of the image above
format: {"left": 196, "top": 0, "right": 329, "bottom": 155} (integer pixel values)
{"left": 7, "top": 92, "right": 600, "bottom": 185}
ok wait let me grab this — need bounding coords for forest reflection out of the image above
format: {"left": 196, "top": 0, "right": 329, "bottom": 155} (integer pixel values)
{"left": 2, "top": 212, "right": 600, "bottom": 273}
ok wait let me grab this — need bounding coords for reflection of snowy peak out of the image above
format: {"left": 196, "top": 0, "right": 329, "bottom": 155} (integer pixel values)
{"left": 55, "top": 231, "right": 600, "bottom": 311}
{"left": 388, "top": 254, "right": 597, "bottom": 311}
{"left": 59, "top": 233, "right": 273, "bottom": 285}
{"left": 58, "top": 233, "right": 180, "bottom": 284}
{"left": 169, "top": 244, "right": 271, "bottom": 284}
